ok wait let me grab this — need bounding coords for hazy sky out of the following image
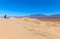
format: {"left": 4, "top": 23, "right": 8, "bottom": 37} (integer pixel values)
{"left": 0, "top": 0, "right": 60, "bottom": 16}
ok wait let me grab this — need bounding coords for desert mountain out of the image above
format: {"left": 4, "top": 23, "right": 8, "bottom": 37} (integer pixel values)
{"left": 28, "top": 14, "right": 60, "bottom": 18}
{"left": 27, "top": 14, "right": 60, "bottom": 21}
{"left": 28, "top": 14, "right": 47, "bottom": 18}
{"left": 5, "top": 14, "right": 60, "bottom": 19}
{"left": 50, "top": 14, "right": 60, "bottom": 17}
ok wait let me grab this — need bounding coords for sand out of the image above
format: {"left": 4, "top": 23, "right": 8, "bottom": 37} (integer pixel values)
{"left": 0, "top": 17, "right": 60, "bottom": 39}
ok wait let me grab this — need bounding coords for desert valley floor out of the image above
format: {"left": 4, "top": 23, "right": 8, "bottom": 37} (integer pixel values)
{"left": 0, "top": 17, "right": 60, "bottom": 39}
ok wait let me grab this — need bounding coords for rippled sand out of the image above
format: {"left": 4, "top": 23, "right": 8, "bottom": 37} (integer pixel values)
{"left": 0, "top": 17, "right": 60, "bottom": 39}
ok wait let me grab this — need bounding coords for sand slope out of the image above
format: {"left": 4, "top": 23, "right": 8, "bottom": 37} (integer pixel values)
{"left": 0, "top": 17, "right": 60, "bottom": 39}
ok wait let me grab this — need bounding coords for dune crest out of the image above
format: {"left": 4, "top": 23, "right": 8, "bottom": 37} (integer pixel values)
{"left": 19, "top": 17, "right": 60, "bottom": 26}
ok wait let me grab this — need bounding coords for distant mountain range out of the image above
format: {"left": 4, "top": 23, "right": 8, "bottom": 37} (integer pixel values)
{"left": 4, "top": 14, "right": 60, "bottom": 19}
{"left": 28, "top": 14, "right": 60, "bottom": 18}
{"left": 28, "top": 14, "right": 47, "bottom": 18}
{"left": 28, "top": 14, "right": 60, "bottom": 21}
{"left": 3, "top": 14, "right": 60, "bottom": 21}
{"left": 50, "top": 14, "right": 60, "bottom": 17}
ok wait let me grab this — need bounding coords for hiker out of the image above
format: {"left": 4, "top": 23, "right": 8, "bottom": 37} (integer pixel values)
{"left": 4, "top": 15, "right": 7, "bottom": 18}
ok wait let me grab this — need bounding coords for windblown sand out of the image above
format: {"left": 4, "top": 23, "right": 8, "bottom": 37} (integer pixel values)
{"left": 0, "top": 17, "right": 60, "bottom": 39}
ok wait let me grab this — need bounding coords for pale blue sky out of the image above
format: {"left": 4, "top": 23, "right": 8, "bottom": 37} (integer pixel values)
{"left": 0, "top": 0, "right": 60, "bottom": 16}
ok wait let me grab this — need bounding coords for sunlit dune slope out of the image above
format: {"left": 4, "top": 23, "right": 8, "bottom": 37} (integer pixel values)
{"left": 0, "top": 17, "right": 60, "bottom": 39}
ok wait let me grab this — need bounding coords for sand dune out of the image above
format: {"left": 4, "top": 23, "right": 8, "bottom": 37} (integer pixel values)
{"left": 0, "top": 17, "right": 60, "bottom": 39}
